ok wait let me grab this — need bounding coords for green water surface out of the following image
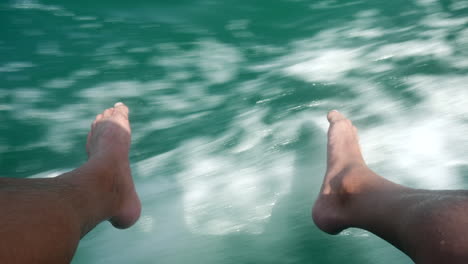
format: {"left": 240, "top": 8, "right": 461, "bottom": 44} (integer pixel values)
{"left": 2, "top": 0, "right": 468, "bottom": 263}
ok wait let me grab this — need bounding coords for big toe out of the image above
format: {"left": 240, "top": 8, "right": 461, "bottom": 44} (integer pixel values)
{"left": 113, "top": 102, "right": 129, "bottom": 118}
{"left": 327, "top": 110, "right": 346, "bottom": 123}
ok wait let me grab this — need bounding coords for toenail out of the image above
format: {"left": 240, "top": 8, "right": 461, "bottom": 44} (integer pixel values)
{"left": 115, "top": 102, "right": 124, "bottom": 107}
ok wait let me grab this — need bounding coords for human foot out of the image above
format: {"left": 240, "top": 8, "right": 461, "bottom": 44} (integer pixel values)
{"left": 86, "top": 102, "right": 141, "bottom": 229}
{"left": 312, "top": 110, "right": 372, "bottom": 234}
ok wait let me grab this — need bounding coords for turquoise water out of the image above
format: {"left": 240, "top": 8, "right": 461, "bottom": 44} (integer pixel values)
{"left": 2, "top": 0, "right": 468, "bottom": 263}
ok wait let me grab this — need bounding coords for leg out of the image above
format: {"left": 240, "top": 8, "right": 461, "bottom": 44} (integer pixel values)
{"left": 312, "top": 110, "right": 468, "bottom": 264}
{"left": 0, "top": 103, "right": 141, "bottom": 263}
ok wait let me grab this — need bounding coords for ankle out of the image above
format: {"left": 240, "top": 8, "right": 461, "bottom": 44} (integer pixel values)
{"left": 312, "top": 164, "right": 369, "bottom": 234}
{"left": 341, "top": 164, "right": 373, "bottom": 194}
{"left": 60, "top": 162, "right": 119, "bottom": 229}
{"left": 323, "top": 163, "right": 370, "bottom": 195}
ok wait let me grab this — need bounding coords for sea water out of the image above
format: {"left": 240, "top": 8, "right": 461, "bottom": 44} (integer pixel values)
{"left": 1, "top": 0, "right": 468, "bottom": 263}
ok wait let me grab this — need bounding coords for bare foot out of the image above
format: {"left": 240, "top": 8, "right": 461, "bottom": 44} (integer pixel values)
{"left": 85, "top": 102, "right": 141, "bottom": 229}
{"left": 312, "top": 110, "right": 373, "bottom": 234}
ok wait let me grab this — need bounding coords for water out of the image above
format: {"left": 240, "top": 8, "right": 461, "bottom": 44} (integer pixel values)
{"left": 1, "top": 0, "right": 468, "bottom": 263}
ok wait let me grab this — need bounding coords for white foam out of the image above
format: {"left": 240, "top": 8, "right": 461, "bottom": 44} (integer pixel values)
{"left": 146, "top": 118, "right": 180, "bottom": 131}
{"left": 104, "top": 56, "right": 137, "bottom": 69}
{"left": 177, "top": 142, "right": 294, "bottom": 235}
{"left": 74, "top": 16, "right": 97, "bottom": 21}
{"left": 284, "top": 48, "right": 363, "bottom": 82}
{"left": 226, "top": 19, "right": 250, "bottom": 31}
{"left": 37, "top": 42, "right": 65, "bottom": 56}
{"left": 360, "top": 119, "right": 459, "bottom": 189}
{"left": 132, "top": 107, "right": 300, "bottom": 235}
{"left": 421, "top": 13, "right": 468, "bottom": 28}
{"left": 196, "top": 40, "right": 243, "bottom": 84}
{"left": 94, "top": 42, "right": 127, "bottom": 56}
{"left": 231, "top": 108, "right": 270, "bottom": 153}
{"left": 148, "top": 39, "right": 242, "bottom": 85}
{"left": 415, "top": 0, "right": 439, "bottom": 7}
{"left": 407, "top": 75, "right": 468, "bottom": 118}
{"left": 451, "top": 1, "right": 468, "bottom": 10}
{"left": 79, "top": 81, "right": 145, "bottom": 99}
{"left": 254, "top": 10, "right": 468, "bottom": 191}
{"left": 0, "top": 62, "right": 35, "bottom": 72}
{"left": 42, "top": 78, "right": 75, "bottom": 89}
{"left": 71, "top": 69, "right": 99, "bottom": 78}
{"left": 370, "top": 39, "right": 453, "bottom": 59}
{"left": 13, "top": 88, "right": 45, "bottom": 104}
{"left": 79, "top": 23, "right": 102, "bottom": 29}
{"left": 12, "top": 1, "right": 62, "bottom": 12}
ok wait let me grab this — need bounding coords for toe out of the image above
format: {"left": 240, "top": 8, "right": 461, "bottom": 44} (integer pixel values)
{"left": 113, "top": 102, "right": 129, "bottom": 118}
{"left": 327, "top": 110, "right": 346, "bottom": 123}
{"left": 96, "top": 114, "right": 103, "bottom": 121}
{"left": 103, "top": 108, "right": 114, "bottom": 117}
